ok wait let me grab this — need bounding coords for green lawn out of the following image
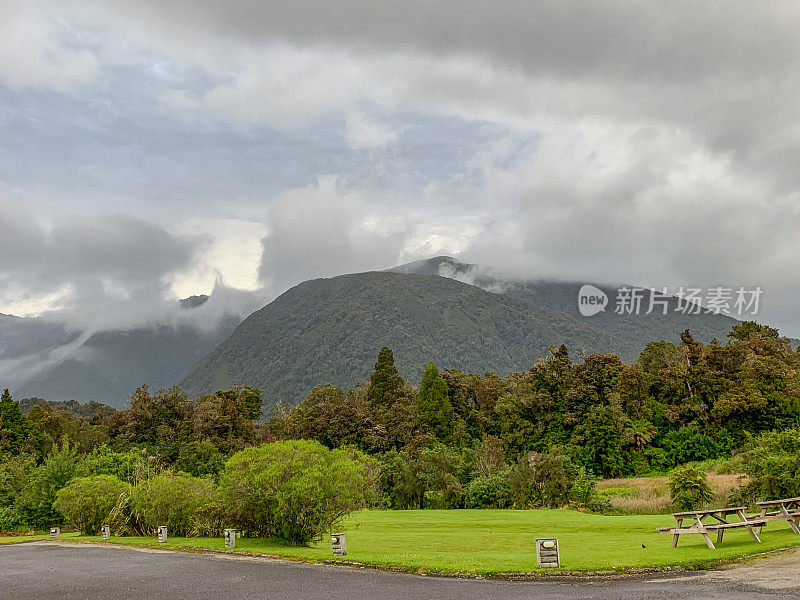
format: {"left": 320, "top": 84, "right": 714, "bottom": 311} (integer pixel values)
{"left": 16, "top": 509, "right": 800, "bottom": 576}
{"left": 0, "top": 534, "right": 48, "bottom": 544}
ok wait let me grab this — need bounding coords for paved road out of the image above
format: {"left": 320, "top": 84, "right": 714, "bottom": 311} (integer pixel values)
{"left": 2, "top": 541, "right": 798, "bottom": 599}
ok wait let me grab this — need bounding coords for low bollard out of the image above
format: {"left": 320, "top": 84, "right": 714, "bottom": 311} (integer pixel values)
{"left": 157, "top": 526, "right": 168, "bottom": 543}
{"left": 536, "top": 538, "right": 560, "bottom": 568}
{"left": 49, "top": 527, "right": 60, "bottom": 539}
{"left": 224, "top": 529, "right": 236, "bottom": 549}
{"left": 331, "top": 533, "right": 347, "bottom": 556}
{"left": 101, "top": 525, "right": 111, "bottom": 540}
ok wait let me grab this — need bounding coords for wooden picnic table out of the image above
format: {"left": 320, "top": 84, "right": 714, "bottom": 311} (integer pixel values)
{"left": 753, "top": 497, "right": 800, "bottom": 534}
{"left": 658, "top": 506, "right": 766, "bottom": 550}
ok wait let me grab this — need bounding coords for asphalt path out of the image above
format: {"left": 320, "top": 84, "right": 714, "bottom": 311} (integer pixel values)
{"left": 2, "top": 541, "right": 798, "bottom": 600}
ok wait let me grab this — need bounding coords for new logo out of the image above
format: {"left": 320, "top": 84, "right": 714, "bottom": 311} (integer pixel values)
{"left": 578, "top": 284, "right": 608, "bottom": 316}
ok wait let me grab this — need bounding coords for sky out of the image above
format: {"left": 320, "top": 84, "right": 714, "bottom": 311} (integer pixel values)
{"left": 2, "top": 1, "right": 800, "bottom": 335}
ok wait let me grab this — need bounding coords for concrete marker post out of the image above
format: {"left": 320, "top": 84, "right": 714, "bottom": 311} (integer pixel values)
{"left": 331, "top": 533, "right": 347, "bottom": 556}
{"left": 224, "top": 529, "right": 236, "bottom": 549}
{"left": 536, "top": 538, "right": 560, "bottom": 568}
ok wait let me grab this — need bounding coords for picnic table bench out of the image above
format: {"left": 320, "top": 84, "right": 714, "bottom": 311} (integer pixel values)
{"left": 752, "top": 497, "right": 800, "bottom": 534}
{"left": 658, "top": 507, "right": 767, "bottom": 549}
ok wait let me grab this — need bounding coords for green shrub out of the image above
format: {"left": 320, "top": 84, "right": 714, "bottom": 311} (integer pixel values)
{"left": 643, "top": 446, "right": 670, "bottom": 472}
{"left": 378, "top": 449, "right": 424, "bottom": 509}
{"left": 174, "top": 440, "right": 226, "bottom": 479}
{"left": 715, "top": 453, "right": 746, "bottom": 475}
{"left": 738, "top": 428, "right": 800, "bottom": 501}
{"left": 570, "top": 466, "right": 599, "bottom": 509}
{"left": 221, "top": 439, "right": 372, "bottom": 544}
{"left": 466, "top": 472, "right": 511, "bottom": 508}
{"left": 81, "top": 447, "right": 156, "bottom": 484}
{"left": 661, "top": 427, "right": 721, "bottom": 466}
{"left": 0, "top": 454, "right": 36, "bottom": 510}
{"left": 667, "top": 464, "right": 713, "bottom": 511}
{"left": 53, "top": 475, "right": 127, "bottom": 535}
{"left": 0, "top": 454, "right": 36, "bottom": 531}
{"left": 0, "top": 505, "right": 25, "bottom": 531}
{"left": 129, "top": 472, "right": 218, "bottom": 536}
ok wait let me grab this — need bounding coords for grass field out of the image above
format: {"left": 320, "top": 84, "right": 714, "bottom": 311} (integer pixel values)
{"left": 597, "top": 473, "right": 747, "bottom": 514}
{"left": 19, "top": 509, "right": 800, "bottom": 576}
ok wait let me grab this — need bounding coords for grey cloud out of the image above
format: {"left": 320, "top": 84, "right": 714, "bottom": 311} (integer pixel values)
{"left": 96, "top": 1, "right": 798, "bottom": 84}
{"left": 70, "top": 1, "right": 800, "bottom": 182}
{"left": 0, "top": 206, "right": 204, "bottom": 318}
{"left": 4, "top": 0, "right": 800, "bottom": 342}
{"left": 258, "top": 176, "right": 410, "bottom": 294}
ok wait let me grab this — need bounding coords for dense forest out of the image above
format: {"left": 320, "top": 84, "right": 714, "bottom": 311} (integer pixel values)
{"left": 2, "top": 320, "right": 800, "bottom": 532}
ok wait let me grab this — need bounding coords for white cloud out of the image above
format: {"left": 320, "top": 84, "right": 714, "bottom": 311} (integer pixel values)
{"left": 172, "top": 218, "right": 267, "bottom": 296}
{"left": 258, "top": 176, "right": 409, "bottom": 292}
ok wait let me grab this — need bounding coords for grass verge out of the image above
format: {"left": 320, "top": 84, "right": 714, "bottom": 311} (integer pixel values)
{"left": 0, "top": 534, "right": 48, "bottom": 544}
{"left": 10, "top": 509, "right": 800, "bottom": 577}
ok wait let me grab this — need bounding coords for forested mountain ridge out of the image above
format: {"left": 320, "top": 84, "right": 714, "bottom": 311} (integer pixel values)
{"left": 180, "top": 271, "right": 633, "bottom": 409}
{"left": 392, "top": 256, "right": 744, "bottom": 354}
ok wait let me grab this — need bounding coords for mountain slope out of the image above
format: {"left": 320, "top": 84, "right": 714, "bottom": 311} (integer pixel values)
{"left": 180, "top": 271, "right": 634, "bottom": 409}
{"left": 2, "top": 290, "right": 258, "bottom": 408}
{"left": 13, "top": 318, "right": 241, "bottom": 407}
{"left": 392, "top": 256, "right": 742, "bottom": 352}
{"left": 0, "top": 313, "right": 81, "bottom": 360}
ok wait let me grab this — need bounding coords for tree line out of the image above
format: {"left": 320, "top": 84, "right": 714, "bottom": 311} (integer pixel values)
{"left": 2, "top": 320, "right": 800, "bottom": 530}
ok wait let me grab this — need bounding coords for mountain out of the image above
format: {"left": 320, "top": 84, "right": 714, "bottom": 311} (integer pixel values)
{"left": 391, "top": 256, "right": 742, "bottom": 353}
{"left": 13, "top": 318, "right": 241, "bottom": 408}
{"left": 180, "top": 271, "right": 634, "bottom": 410}
{"left": 5, "top": 256, "right": 762, "bottom": 410}
{"left": 0, "top": 313, "right": 81, "bottom": 361}
{"left": 2, "top": 291, "right": 250, "bottom": 408}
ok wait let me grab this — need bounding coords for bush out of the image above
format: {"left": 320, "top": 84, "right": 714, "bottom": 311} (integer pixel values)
{"left": 643, "top": 446, "right": 670, "bottom": 473}
{"left": 661, "top": 427, "right": 721, "bottom": 466}
{"left": 53, "top": 475, "right": 127, "bottom": 535}
{"left": 570, "top": 466, "right": 599, "bottom": 509}
{"left": 129, "top": 472, "right": 218, "bottom": 536}
{"left": 81, "top": 447, "right": 157, "bottom": 485}
{"left": 0, "top": 454, "right": 36, "bottom": 531}
{"left": 0, "top": 454, "right": 36, "bottom": 510}
{"left": 174, "top": 440, "right": 226, "bottom": 479}
{"left": 466, "top": 472, "right": 511, "bottom": 508}
{"left": 738, "top": 428, "right": 800, "bottom": 501}
{"left": 221, "top": 439, "right": 372, "bottom": 544}
{"left": 667, "top": 464, "right": 713, "bottom": 511}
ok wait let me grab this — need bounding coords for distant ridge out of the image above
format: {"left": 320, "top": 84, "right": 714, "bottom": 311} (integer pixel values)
{"left": 4, "top": 297, "right": 242, "bottom": 408}
{"left": 392, "top": 256, "right": 742, "bottom": 353}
